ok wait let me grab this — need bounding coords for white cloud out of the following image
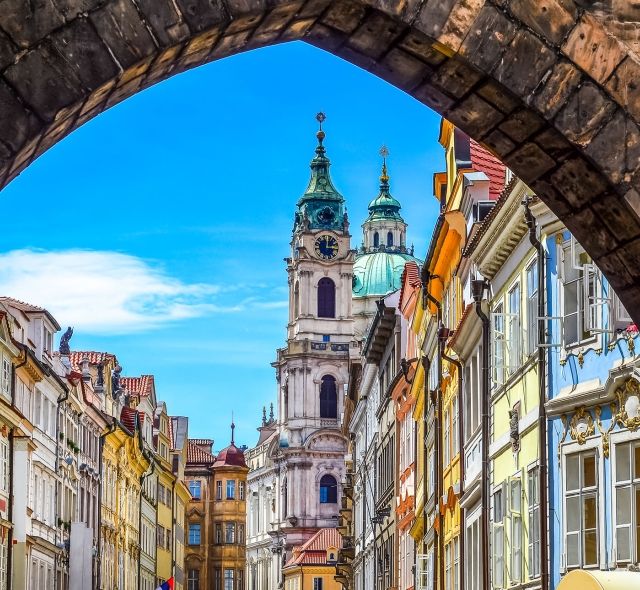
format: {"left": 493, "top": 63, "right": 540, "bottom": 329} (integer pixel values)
{"left": 0, "top": 249, "right": 250, "bottom": 334}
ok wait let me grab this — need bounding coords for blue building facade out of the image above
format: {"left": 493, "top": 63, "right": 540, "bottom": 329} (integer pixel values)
{"left": 543, "top": 226, "right": 640, "bottom": 586}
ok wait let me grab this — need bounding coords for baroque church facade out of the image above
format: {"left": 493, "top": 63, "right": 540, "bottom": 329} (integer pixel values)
{"left": 246, "top": 118, "right": 420, "bottom": 589}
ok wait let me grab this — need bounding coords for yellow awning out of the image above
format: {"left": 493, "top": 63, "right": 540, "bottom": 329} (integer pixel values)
{"left": 557, "top": 570, "right": 640, "bottom": 590}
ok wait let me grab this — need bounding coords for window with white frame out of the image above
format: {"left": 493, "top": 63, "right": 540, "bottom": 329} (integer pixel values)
{"left": 427, "top": 446, "right": 435, "bottom": 498}
{"left": 492, "top": 303, "right": 505, "bottom": 387}
{"left": 507, "top": 283, "right": 521, "bottom": 375}
{"left": 526, "top": 261, "right": 538, "bottom": 356}
{"left": 560, "top": 238, "right": 593, "bottom": 347}
{"left": 614, "top": 440, "right": 640, "bottom": 564}
{"left": 453, "top": 536, "right": 460, "bottom": 590}
{"left": 0, "top": 437, "right": 8, "bottom": 494}
{"left": 445, "top": 542, "right": 452, "bottom": 590}
{"left": 528, "top": 465, "right": 541, "bottom": 579}
{"left": 564, "top": 450, "right": 599, "bottom": 568}
{"left": 465, "top": 512, "right": 482, "bottom": 590}
{"left": 416, "top": 551, "right": 434, "bottom": 590}
{"left": 492, "top": 487, "right": 505, "bottom": 588}
{"left": 0, "top": 355, "right": 9, "bottom": 400}
{"left": 464, "top": 346, "right": 481, "bottom": 440}
{"left": 452, "top": 395, "right": 459, "bottom": 457}
{"left": 510, "top": 477, "right": 523, "bottom": 584}
{"left": 0, "top": 534, "right": 7, "bottom": 590}
{"left": 444, "top": 407, "right": 450, "bottom": 466}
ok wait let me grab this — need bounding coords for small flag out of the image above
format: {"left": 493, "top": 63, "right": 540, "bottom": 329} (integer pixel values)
{"left": 156, "top": 579, "right": 174, "bottom": 590}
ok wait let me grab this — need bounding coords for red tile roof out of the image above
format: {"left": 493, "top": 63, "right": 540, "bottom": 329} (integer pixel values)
{"left": 286, "top": 528, "right": 343, "bottom": 567}
{"left": 120, "top": 406, "right": 137, "bottom": 433}
{"left": 69, "top": 351, "right": 116, "bottom": 371}
{"left": 187, "top": 440, "right": 216, "bottom": 465}
{"left": 470, "top": 140, "right": 506, "bottom": 200}
{"left": 121, "top": 375, "right": 154, "bottom": 397}
{"left": 398, "top": 261, "right": 421, "bottom": 311}
{"left": 0, "top": 297, "right": 61, "bottom": 330}
{"left": 214, "top": 443, "right": 247, "bottom": 468}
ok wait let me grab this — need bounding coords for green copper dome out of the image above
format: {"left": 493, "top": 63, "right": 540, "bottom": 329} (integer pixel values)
{"left": 293, "top": 122, "right": 347, "bottom": 233}
{"left": 352, "top": 251, "right": 421, "bottom": 298}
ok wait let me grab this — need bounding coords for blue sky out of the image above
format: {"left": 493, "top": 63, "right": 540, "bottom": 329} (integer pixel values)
{"left": 0, "top": 41, "right": 443, "bottom": 450}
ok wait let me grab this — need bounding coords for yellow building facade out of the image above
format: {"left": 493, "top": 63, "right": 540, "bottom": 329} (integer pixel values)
{"left": 284, "top": 528, "right": 343, "bottom": 590}
{"left": 155, "top": 402, "right": 175, "bottom": 586}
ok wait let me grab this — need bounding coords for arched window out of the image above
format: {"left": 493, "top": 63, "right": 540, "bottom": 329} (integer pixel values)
{"left": 387, "top": 231, "right": 393, "bottom": 246}
{"left": 373, "top": 232, "right": 380, "bottom": 247}
{"left": 317, "top": 278, "right": 336, "bottom": 318}
{"left": 319, "top": 474, "right": 338, "bottom": 503}
{"left": 320, "top": 375, "right": 337, "bottom": 419}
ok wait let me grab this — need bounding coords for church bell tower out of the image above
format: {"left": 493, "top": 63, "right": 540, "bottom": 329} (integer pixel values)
{"left": 272, "top": 114, "right": 354, "bottom": 551}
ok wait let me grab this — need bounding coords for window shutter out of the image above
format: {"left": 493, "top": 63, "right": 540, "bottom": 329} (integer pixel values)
{"left": 582, "top": 263, "right": 608, "bottom": 333}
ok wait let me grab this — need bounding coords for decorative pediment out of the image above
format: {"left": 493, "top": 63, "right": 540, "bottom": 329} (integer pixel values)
{"left": 187, "top": 507, "right": 204, "bottom": 518}
{"left": 305, "top": 430, "right": 347, "bottom": 452}
{"left": 568, "top": 407, "right": 595, "bottom": 445}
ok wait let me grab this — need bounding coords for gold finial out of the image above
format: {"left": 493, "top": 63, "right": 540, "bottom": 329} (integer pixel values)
{"left": 379, "top": 145, "right": 390, "bottom": 183}
{"left": 316, "top": 112, "right": 326, "bottom": 144}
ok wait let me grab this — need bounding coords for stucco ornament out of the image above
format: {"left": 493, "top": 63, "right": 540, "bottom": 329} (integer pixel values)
{"left": 594, "top": 404, "right": 616, "bottom": 458}
{"left": 569, "top": 407, "right": 595, "bottom": 445}
{"left": 614, "top": 378, "right": 640, "bottom": 431}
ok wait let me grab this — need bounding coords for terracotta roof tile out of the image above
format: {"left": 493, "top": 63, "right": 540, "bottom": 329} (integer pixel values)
{"left": 285, "top": 528, "right": 343, "bottom": 567}
{"left": 0, "top": 297, "right": 61, "bottom": 330}
{"left": 214, "top": 443, "right": 247, "bottom": 468}
{"left": 120, "top": 406, "right": 137, "bottom": 433}
{"left": 398, "top": 261, "right": 421, "bottom": 310}
{"left": 121, "top": 375, "right": 154, "bottom": 397}
{"left": 470, "top": 140, "right": 506, "bottom": 200}
{"left": 187, "top": 440, "right": 216, "bottom": 465}
{"left": 69, "top": 351, "right": 116, "bottom": 371}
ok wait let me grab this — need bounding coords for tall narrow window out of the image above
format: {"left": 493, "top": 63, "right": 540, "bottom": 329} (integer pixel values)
{"left": 224, "top": 569, "right": 234, "bottom": 590}
{"left": 225, "top": 522, "right": 235, "bottom": 544}
{"left": 226, "top": 480, "right": 235, "bottom": 499}
{"left": 510, "top": 478, "right": 523, "bottom": 584}
{"left": 526, "top": 261, "right": 538, "bottom": 356}
{"left": 188, "top": 569, "right": 200, "bottom": 590}
{"left": 188, "top": 523, "right": 201, "bottom": 545}
{"left": 216, "top": 481, "right": 222, "bottom": 501}
{"left": 493, "top": 489, "right": 505, "bottom": 588}
{"left": 374, "top": 232, "right": 380, "bottom": 247}
{"left": 507, "top": 283, "right": 521, "bottom": 374}
{"left": 387, "top": 232, "right": 393, "bottom": 247}
{"left": 319, "top": 375, "right": 337, "bottom": 419}
{"left": 564, "top": 450, "right": 598, "bottom": 568}
{"left": 317, "top": 278, "right": 336, "bottom": 318}
{"left": 293, "top": 281, "right": 300, "bottom": 318}
{"left": 528, "top": 466, "right": 541, "bottom": 578}
{"left": 319, "top": 475, "right": 337, "bottom": 504}
{"left": 613, "top": 441, "right": 640, "bottom": 564}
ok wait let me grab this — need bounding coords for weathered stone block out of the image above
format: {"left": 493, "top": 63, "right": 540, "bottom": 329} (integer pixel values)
{"left": 594, "top": 251, "right": 634, "bottom": 291}
{"left": 359, "top": 0, "right": 423, "bottom": 21}
{"left": 50, "top": 18, "right": 120, "bottom": 92}
{"left": 0, "top": 80, "right": 41, "bottom": 152}
{"left": 305, "top": 22, "right": 349, "bottom": 51}
{"left": 4, "top": 45, "right": 83, "bottom": 121}
{"left": 0, "top": 29, "right": 16, "bottom": 71}
{"left": 0, "top": 0, "right": 66, "bottom": 48}
{"left": 585, "top": 110, "right": 640, "bottom": 188}
{"left": 90, "top": 0, "right": 158, "bottom": 70}
{"left": 412, "top": 82, "right": 456, "bottom": 113}
{"left": 321, "top": 0, "right": 367, "bottom": 34}
{"left": 346, "top": 11, "right": 405, "bottom": 60}
{"left": 551, "top": 157, "right": 608, "bottom": 208}
{"left": 606, "top": 56, "right": 640, "bottom": 125}
{"left": 281, "top": 18, "right": 316, "bottom": 41}
{"left": 398, "top": 31, "right": 447, "bottom": 67}
{"left": 431, "top": 57, "right": 482, "bottom": 99}
{"left": 415, "top": 0, "right": 485, "bottom": 52}
{"left": 503, "top": 142, "right": 556, "bottom": 183}
{"left": 498, "top": 109, "right": 544, "bottom": 143}
{"left": 562, "top": 13, "right": 626, "bottom": 84}
{"left": 173, "top": 0, "right": 228, "bottom": 33}
{"left": 446, "top": 92, "right": 504, "bottom": 139}
{"left": 209, "top": 30, "right": 252, "bottom": 58}
{"left": 483, "top": 129, "right": 516, "bottom": 157}
{"left": 297, "top": 0, "right": 332, "bottom": 19}
{"left": 592, "top": 192, "right": 640, "bottom": 242}
{"left": 554, "top": 81, "right": 616, "bottom": 147}
{"left": 377, "top": 48, "right": 430, "bottom": 91}
{"left": 508, "top": 0, "right": 577, "bottom": 45}
{"left": 251, "top": 3, "right": 304, "bottom": 44}
{"left": 494, "top": 29, "right": 556, "bottom": 98}
{"left": 616, "top": 238, "right": 640, "bottom": 280}
{"left": 529, "top": 178, "right": 573, "bottom": 217}
{"left": 459, "top": 4, "right": 518, "bottom": 72}
{"left": 532, "top": 60, "right": 582, "bottom": 118}
{"left": 134, "top": 0, "right": 191, "bottom": 46}
{"left": 532, "top": 127, "right": 573, "bottom": 163}
{"left": 563, "top": 206, "right": 617, "bottom": 260}
{"left": 476, "top": 80, "right": 519, "bottom": 114}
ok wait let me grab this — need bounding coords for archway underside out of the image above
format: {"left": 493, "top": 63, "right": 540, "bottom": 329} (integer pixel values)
{"left": 1, "top": 0, "right": 640, "bottom": 313}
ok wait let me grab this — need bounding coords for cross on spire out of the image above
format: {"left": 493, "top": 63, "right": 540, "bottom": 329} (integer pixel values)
{"left": 231, "top": 412, "right": 235, "bottom": 445}
{"left": 379, "top": 145, "right": 390, "bottom": 185}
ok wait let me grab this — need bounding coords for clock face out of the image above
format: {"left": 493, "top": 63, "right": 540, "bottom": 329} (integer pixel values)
{"left": 314, "top": 235, "right": 339, "bottom": 260}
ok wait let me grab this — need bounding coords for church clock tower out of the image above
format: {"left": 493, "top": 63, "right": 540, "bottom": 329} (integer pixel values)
{"left": 272, "top": 114, "right": 354, "bottom": 552}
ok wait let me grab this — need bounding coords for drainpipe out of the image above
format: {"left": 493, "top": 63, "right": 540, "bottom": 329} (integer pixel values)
{"left": 97, "top": 417, "right": 117, "bottom": 590}
{"left": 54, "top": 377, "right": 70, "bottom": 590}
{"left": 523, "top": 198, "right": 549, "bottom": 590}
{"left": 8, "top": 349, "right": 28, "bottom": 589}
{"left": 471, "top": 279, "right": 490, "bottom": 590}
{"left": 441, "top": 341, "right": 464, "bottom": 590}
{"left": 137, "top": 418, "right": 155, "bottom": 590}
{"left": 421, "top": 269, "right": 441, "bottom": 590}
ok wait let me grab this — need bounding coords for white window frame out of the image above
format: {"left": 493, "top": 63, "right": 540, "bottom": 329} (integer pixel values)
{"left": 562, "top": 446, "right": 601, "bottom": 570}
{"left": 612, "top": 434, "right": 640, "bottom": 565}
{"left": 509, "top": 475, "right": 523, "bottom": 584}
{"left": 492, "top": 303, "right": 506, "bottom": 388}
{"left": 507, "top": 282, "right": 522, "bottom": 376}
{"left": 525, "top": 259, "right": 539, "bottom": 357}
{"left": 527, "top": 463, "right": 541, "bottom": 579}
{"left": 492, "top": 484, "right": 506, "bottom": 589}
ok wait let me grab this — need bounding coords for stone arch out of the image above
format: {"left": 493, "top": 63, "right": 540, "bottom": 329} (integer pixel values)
{"left": 1, "top": 1, "right": 640, "bottom": 310}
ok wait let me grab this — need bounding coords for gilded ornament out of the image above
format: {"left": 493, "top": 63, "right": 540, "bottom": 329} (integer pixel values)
{"left": 577, "top": 350, "right": 585, "bottom": 368}
{"left": 568, "top": 406, "right": 595, "bottom": 445}
{"left": 594, "top": 405, "right": 616, "bottom": 458}
{"left": 627, "top": 335, "right": 635, "bottom": 355}
{"left": 614, "top": 378, "right": 640, "bottom": 431}
{"left": 558, "top": 414, "right": 568, "bottom": 465}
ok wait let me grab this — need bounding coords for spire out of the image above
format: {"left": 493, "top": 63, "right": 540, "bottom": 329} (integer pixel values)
{"left": 231, "top": 413, "right": 235, "bottom": 446}
{"left": 269, "top": 402, "right": 274, "bottom": 423}
{"left": 262, "top": 406, "right": 267, "bottom": 427}
{"left": 366, "top": 145, "right": 403, "bottom": 223}
{"left": 294, "top": 113, "right": 347, "bottom": 233}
